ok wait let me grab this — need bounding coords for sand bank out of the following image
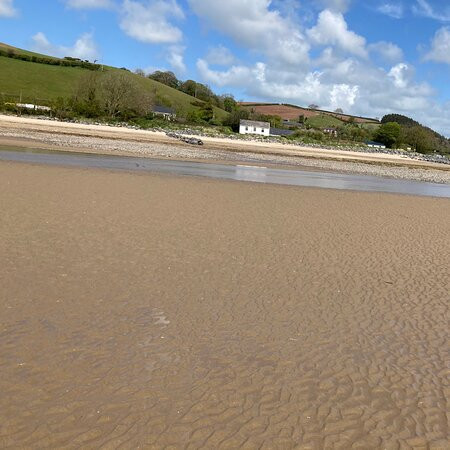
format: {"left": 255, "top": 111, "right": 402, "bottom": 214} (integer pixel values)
{"left": 1, "top": 161, "right": 449, "bottom": 448}
{"left": 1, "top": 113, "right": 449, "bottom": 184}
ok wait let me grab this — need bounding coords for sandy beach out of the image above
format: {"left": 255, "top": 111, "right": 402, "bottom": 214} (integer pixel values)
{"left": 1, "top": 114, "right": 450, "bottom": 184}
{"left": 1, "top": 160, "right": 449, "bottom": 448}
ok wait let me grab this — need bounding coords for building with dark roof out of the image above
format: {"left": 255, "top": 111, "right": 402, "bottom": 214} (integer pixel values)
{"left": 365, "top": 140, "right": 386, "bottom": 149}
{"left": 152, "top": 105, "right": 176, "bottom": 120}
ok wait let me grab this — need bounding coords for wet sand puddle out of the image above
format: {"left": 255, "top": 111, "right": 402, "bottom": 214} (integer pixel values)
{"left": 0, "top": 161, "right": 449, "bottom": 448}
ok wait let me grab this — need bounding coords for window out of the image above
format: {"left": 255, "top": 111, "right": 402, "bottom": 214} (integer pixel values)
{"left": 245, "top": 126, "right": 248, "bottom": 131}
{"left": 261, "top": 129, "right": 265, "bottom": 133}
{"left": 254, "top": 127, "right": 257, "bottom": 132}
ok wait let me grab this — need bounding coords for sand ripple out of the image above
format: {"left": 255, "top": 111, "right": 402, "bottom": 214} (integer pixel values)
{"left": 0, "top": 162, "right": 449, "bottom": 448}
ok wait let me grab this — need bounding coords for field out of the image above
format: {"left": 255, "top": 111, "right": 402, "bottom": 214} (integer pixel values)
{"left": 306, "top": 114, "right": 345, "bottom": 128}
{"left": 0, "top": 44, "right": 227, "bottom": 119}
{"left": 240, "top": 102, "right": 379, "bottom": 125}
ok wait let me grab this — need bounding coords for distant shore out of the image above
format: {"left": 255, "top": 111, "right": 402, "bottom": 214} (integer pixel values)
{"left": 1, "top": 114, "right": 449, "bottom": 184}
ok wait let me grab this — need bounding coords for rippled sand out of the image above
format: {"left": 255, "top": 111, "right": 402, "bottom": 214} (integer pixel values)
{"left": 1, "top": 161, "right": 449, "bottom": 449}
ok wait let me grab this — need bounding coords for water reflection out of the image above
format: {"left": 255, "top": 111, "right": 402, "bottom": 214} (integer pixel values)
{"left": 0, "top": 148, "right": 449, "bottom": 198}
{"left": 235, "top": 165, "right": 268, "bottom": 182}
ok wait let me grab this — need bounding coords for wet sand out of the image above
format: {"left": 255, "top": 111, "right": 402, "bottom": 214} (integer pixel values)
{"left": 1, "top": 161, "right": 449, "bottom": 448}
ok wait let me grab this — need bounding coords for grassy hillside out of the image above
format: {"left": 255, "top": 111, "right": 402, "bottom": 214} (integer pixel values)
{"left": 306, "top": 114, "right": 344, "bottom": 129}
{"left": 0, "top": 56, "right": 85, "bottom": 101}
{"left": 0, "top": 43, "right": 227, "bottom": 119}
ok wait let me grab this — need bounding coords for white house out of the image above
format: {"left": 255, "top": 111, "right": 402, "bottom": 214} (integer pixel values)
{"left": 239, "top": 119, "right": 270, "bottom": 136}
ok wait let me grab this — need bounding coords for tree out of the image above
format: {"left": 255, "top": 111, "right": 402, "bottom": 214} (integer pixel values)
{"left": 180, "top": 79, "right": 197, "bottom": 97}
{"left": 222, "top": 108, "right": 250, "bottom": 132}
{"left": 404, "top": 126, "right": 433, "bottom": 154}
{"left": 101, "top": 73, "right": 139, "bottom": 118}
{"left": 147, "top": 71, "right": 180, "bottom": 89}
{"left": 134, "top": 68, "right": 145, "bottom": 77}
{"left": 52, "top": 97, "right": 72, "bottom": 120}
{"left": 222, "top": 95, "right": 237, "bottom": 112}
{"left": 199, "top": 102, "right": 214, "bottom": 122}
{"left": 374, "top": 122, "right": 402, "bottom": 148}
{"left": 308, "top": 104, "right": 319, "bottom": 109}
{"left": 334, "top": 108, "right": 344, "bottom": 114}
{"left": 194, "top": 83, "right": 215, "bottom": 102}
{"left": 72, "top": 72, "right": 102, "bottom": 117}
{"left": 381, "top": 114, "right": 417, "bottom": 126}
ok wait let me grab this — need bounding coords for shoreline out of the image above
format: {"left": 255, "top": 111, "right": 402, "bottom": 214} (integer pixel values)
{"left": 1, "top": 113, "right": 449, "bottom": 184}
{"left": 3, "top": 150, "right": 449, "bottom": 198}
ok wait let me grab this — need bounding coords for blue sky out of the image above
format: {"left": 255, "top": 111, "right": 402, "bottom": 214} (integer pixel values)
{"left": 1, "top": 0, "right": 449, "bottom": 135}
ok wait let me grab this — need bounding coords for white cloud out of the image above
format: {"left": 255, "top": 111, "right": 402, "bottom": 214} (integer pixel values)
{"left": 413, "top": 0, "right": 450, "bottom": 22}
{"left": 307, "top": 9, "right": 367, "bottom": 58}
{"left": 120, "top": 0, "right": 184, "bottom": 44}
{"left": 329, "top": 84, "right": 359, "bottom": 110}
{"left": 31, "top": 32, "right": 99, "bottom": 60}
{"left": 205, "top": 45, "right": 236, "bottom": 66}
{"left": 197, "top": 59, "right": 356, "bottom": 110}
{"left": 167, "top": 45, "right": 186, "bottom": 74}
{"left": 188, "top": 0, "right": 310, "bottom": 67}
{"left": 369, "top": 41, "right": 404, "bottom": 62}
{"left": 0, "top": 0, "right": 17, "bottom": 17}
{"left": 424, "top": 26, "right": 450, "bottom": 64}
{"left": 377, "top": 2, "right": 404, "bottom": 19}
{"left": 388, "top": 63, "right": 412, "bottom": 88}
{"left": 197, "top": 59, "right": 253, "bottom": 87}
{"left": 65, "top": 0, "right": 113, "bottom": 9}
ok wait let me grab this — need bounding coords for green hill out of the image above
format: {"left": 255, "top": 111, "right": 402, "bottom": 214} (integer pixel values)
{"left": 0, "top": 43, "right": 227, "bottom": 120}
{"left": 306, "top": 114, "right": 344, "bottom": 129}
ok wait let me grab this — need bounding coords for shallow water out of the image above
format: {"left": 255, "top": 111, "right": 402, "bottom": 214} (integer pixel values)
{"left": 1, "top": 147, "right": 449, "bottom": 198}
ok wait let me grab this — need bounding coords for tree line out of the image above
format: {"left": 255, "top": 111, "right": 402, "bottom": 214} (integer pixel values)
{"left": 375, "top": 115, "right": 450, "bottom": 154}
{"left": 139, "top": 70, "right": 237, "bottom": 113}
{"left": 51, "top": 71, "right": 153, "bottom": 120}
{"left": 0, "top": 48, "right": 101, "bottom": 71}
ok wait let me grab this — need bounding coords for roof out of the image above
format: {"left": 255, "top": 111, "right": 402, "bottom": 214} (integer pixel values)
{"left": 152, "top": 105, "right": 175, "bottom": 114}
{"left": 366, "top": 141, "right": 386, "bottom": 146}
{"left": 270, "top": 128, "right": 294, "bottom": 136}
{"left": 240, "top": 119, "right": 270, "bottom": 128}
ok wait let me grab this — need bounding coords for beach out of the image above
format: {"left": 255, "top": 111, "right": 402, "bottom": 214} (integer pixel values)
{"left": 1, "top": 160, "right": 449, "bottom": 448}
{"left": 1, "top": 114, "right": 450, "bottom": 184}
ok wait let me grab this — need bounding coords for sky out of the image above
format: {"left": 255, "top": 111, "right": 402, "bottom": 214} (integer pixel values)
{"left": 0, "top": 0, "right": 449, "bottom": 136}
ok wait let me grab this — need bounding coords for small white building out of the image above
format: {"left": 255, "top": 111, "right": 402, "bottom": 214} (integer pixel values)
{"left": 16, "top": 103, "right": 51, "bottom": 112}
{"left": 366, "top": 140, "right": 386, "bottom": 149}
{"left": 239, "top": 119, "right": 270, "bottom": 136}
